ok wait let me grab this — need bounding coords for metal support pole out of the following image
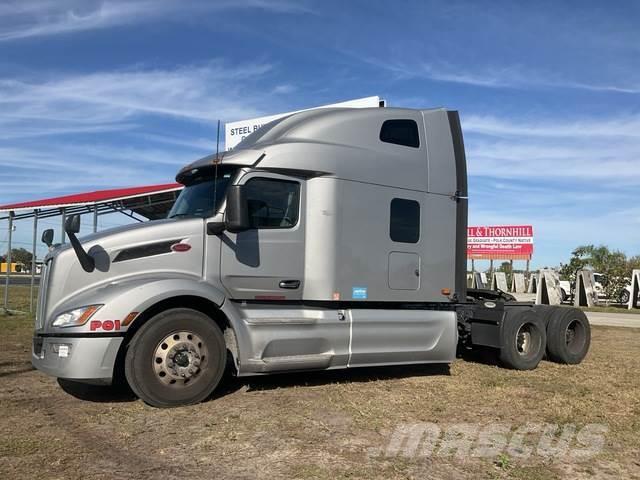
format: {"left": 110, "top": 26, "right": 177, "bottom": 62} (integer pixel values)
{"left": 470, "top": 259, "right": 475, "bottom": 289}
{"left": 93, "top": 205, "right": 98, "bottom": 233}
{"left": 30, "top": 210, "right": 38, "bottom": 313}
{"left": 509, "top": 259, "right": 514, "bottom": 289}
{"left": 489, "top": 259, "right": 494, "bottom": 278}
{"left": 3, "top": 211, "right": 14, "bottom": 312}
{"left": 61, "top": 207, "right": 66, "bottom": 244}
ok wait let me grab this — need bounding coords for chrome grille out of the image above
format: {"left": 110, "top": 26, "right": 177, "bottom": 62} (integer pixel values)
{"left": 35, "top": 259, "right": 51, "bottom": 330}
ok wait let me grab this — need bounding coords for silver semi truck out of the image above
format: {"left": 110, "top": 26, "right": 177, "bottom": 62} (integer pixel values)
{"left": 32, "top": 107, "right": 591, "bottom": 407}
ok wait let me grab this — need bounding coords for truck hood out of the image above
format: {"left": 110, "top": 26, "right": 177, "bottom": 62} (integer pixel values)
{"left": 41, "top": 217, "right": 206, "bottom": 326}
{"left": 46, "top": 218, "right": 188, "bottom": 261}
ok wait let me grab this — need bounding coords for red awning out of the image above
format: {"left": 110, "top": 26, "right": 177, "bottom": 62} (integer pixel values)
{"left": 0, "top": 183, "right": 183, "bottom": 212}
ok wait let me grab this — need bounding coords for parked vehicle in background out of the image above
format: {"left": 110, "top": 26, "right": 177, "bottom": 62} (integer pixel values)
{"left": 559, "top": 279, "right": 571, "bottom": 302}
{"left": 561, "top": 271, "right": 632, "bottom": 304}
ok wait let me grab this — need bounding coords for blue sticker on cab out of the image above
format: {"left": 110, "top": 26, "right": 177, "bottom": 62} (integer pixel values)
{"left": 352, "top": 286, "right": 368, "bottom": 299}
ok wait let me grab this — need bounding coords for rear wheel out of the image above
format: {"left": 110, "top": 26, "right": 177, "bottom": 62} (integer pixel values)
{"left": 125, "top": 308, "right": 226, "bottom": 408}
{"left": 499, "top": 311, "right": 546, "bottom": 370}
{"left": 546, "top": 307, "right": 590, "bottom": 364}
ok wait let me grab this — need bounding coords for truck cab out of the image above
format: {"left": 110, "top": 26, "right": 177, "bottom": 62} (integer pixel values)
{"left": 32, "top": 107, "right": 590, "bottom": 407}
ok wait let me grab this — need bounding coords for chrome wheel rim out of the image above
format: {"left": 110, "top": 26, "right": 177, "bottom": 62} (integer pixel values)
{"left": 516, "top": 324, "right": 532, "bottom": 356}
{"left": 152, "top": 331, "right": 207, "bottom": 386}
{"left": 565, "top": 319, "right": 586, "bottom": 355}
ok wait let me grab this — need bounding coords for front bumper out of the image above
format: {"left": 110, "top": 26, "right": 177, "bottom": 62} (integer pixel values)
{"left": 32, "top": 334, "right": 124, "bottom": 385}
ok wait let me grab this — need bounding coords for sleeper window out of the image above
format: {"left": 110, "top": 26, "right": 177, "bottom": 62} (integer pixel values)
{"left": 380, "top": 119, "right": 420, "bottom": 148}
{"left": 244, "top": 178, "right": 300, "bottom": 229}
{"left": 390, "top": 198, "right": 420, "bottom": 243}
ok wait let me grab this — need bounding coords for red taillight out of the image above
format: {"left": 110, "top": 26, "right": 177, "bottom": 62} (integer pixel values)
{"left": 171, "top": 243, "right": 191, "bottom": 252}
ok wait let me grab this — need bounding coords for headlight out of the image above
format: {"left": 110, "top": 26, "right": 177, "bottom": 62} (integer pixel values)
{"left": 52, "top": 305, "right": 102, "bottom": 328}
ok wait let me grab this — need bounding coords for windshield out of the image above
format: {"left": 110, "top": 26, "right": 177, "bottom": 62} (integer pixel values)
{"left": 168, "top": 168, "right": 236, "bottom": 219}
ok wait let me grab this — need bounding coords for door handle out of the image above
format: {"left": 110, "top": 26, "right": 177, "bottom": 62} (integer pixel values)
{"left": 279, "top": 280, "right": 300, "bottom": 289}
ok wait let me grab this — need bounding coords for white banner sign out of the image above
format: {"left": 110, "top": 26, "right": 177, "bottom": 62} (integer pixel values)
{"left": 224, "top": 96, "right": 383, "bottom": 150}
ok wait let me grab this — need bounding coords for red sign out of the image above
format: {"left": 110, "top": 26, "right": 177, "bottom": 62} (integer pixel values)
{"left": 467, "top": 225, "right": 534, "bottom": 260}
{"left": 90, "top": 320, "right": 121, "bottom": 331}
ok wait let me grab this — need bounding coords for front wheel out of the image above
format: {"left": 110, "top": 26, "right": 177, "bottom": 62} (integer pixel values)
{"left": 499, "top": 311, "right": 546, "bottom": 370}
{"left": 124, "top": 308, "right": 226, "bottom": 408}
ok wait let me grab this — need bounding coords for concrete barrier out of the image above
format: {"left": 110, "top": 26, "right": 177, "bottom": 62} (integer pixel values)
{"left": 629, "top": 269, "right": 640, "bottom": 310}
{"left": 491, "top": 272, "right": 509, "bottom": 292}
{"left": 527, "top": 273, "right": 539, "bottom": 294}
{"left": 472, "top": 272, "right": 487, "bottom": 289}
{"left": 511, "top": 273, "right": 526, "bottom": 293}
{"left": 535, "top": 269, "right": 562, "bottom": 305}
{"left": 574, "top": 269, "right": 599, "bottom": 307}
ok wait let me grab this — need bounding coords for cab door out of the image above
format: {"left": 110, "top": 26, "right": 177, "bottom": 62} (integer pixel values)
{"left": 220, "top": 172, "right": 305, "bottom": 300}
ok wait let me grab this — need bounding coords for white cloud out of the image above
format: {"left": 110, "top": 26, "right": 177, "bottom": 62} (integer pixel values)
{"left": 0, "top": 0, "right": 314, "bottom": 42}
{"left": 0, "top": 143, "right": 193, "bottom": 197}
{"left": 461, "top": 113, "right": 640, "bottom": 187}
{"left": 357, "top": 54, "right": 640, "bottom": 94}
{"left": 463, "top": 112, "right": 640, "bottom": 265}
{"left": 0, "top": 1, "right": 164, "bottom": 41}
{"left": 419, "top": 62, "right": 640, "bottom": 94}
{"left": 0, "top": 60, "right": 285, "bottom": 202}
{"left": 462, "top": 114, "right": 640, "bottom": 138}
{"left": 0, "top": 61, "right": 276, "bottom": 140}
{"left": 272, "top": 84, "right": 297, "bottom": 95}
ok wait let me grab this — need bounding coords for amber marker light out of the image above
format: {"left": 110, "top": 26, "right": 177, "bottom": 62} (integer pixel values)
{"left": 122, "top": 312, "right": 140, "bottom": 327}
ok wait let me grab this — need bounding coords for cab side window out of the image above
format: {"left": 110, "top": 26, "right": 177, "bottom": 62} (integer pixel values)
{"left": 244, "top": 178, "right": 300, "bottom": 229}
{"left": 380, "top": 119, "right": 420, "bottom": 148}
{"left": 390, "top": 198, "right": 420, "bottom": 243}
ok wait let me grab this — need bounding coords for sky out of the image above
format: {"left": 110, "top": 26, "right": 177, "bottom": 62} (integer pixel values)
{"left": 0, "top": 0, "right": 639, "bottom": 268}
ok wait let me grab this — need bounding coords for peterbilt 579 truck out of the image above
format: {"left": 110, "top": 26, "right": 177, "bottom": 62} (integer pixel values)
{"left": 32, "top": 106, "right": 591, "bottom": 407}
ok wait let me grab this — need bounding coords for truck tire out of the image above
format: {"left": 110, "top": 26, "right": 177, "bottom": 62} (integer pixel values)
{"left": 619, "top": 290, "right": 630, "bottom": 305}
{"left": 546, "top": 307, "right": 590, "bottom": 364}
{"left": 124, "top": 308, "right": 226, "bottom": 408}
{"left": 499, "top": 310, "right": 546, "bottom": 370}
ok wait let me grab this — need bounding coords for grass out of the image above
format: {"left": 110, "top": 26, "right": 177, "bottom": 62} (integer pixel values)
{"left": 1, "top": 285, "right": 639, "bottom": 479}
{"left": 579, "top": 304, "right": 640, "bottom": 314}
{"left": 0, "top": 284, "right": 37, "bottom": 317}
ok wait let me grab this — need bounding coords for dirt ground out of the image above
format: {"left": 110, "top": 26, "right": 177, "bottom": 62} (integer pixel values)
{"left": 1, "top": 286, "right": 639, "bottom": 480}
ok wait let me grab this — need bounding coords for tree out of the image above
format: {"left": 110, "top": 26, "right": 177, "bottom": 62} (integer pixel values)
{"left": 497, "top": 261, "right": 512, "bottom": 274}
{"left": 560, "top": 245, "right": 630, "bottom": 302}
{"left": 2, "top": 248, "right": 33, "bottom": 269}
{"left": 497, "top": 261, "right": 513, "bottom": 285}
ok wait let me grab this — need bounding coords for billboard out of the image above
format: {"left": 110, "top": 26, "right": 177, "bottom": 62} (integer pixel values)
{"left": 224, "top": 96, "right": 384, "bottom": 150}
{"left": 467, "top": 225, "right": 534, "bottom": 260}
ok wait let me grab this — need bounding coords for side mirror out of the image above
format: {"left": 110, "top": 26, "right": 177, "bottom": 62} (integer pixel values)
{"left": 65, "top": 214, "right": 81, "bottom": 234}
{"left": 225, "top": 185, "right": 250, "bottom": 233}
{"left": 41, "top": 229, "right": 54, "bottom": 247}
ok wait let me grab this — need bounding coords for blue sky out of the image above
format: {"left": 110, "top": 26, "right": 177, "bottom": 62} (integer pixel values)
{"left": 0, "top": 0, "right": 638, "bottom": 267}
